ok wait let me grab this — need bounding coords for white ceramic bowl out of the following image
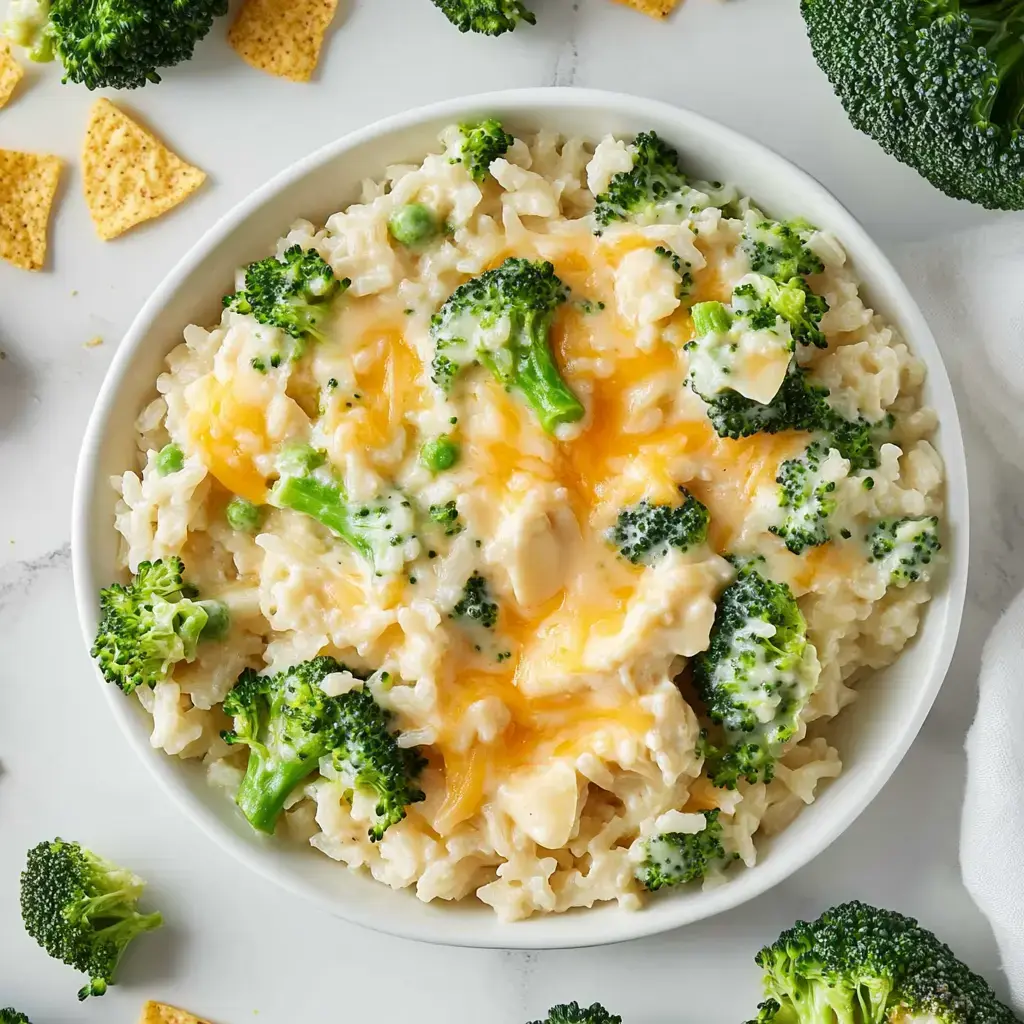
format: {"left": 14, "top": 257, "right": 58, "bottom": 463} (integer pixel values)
{"left": 72, "top": 88, "right": 969, "bottom": 948}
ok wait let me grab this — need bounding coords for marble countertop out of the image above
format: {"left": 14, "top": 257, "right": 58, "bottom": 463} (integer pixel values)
{"left": 0, "top": 0, "right": 1018, "bottom": 1020}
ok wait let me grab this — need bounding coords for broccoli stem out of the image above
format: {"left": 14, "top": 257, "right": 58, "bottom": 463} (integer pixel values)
{"left": 234, "top": 750, "right": 316, "bottom": 834}
{"left": 271, "top": 475, "right": 373, "bottom": 563}
{"left": 692, "top": 301, "right": 732, "bottom": 335}
{"left": 511, "top": 316, "right": 585, "bottom": 433}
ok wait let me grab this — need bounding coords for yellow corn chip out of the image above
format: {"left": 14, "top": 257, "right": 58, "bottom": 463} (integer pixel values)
{"left": 0, "top": 149, "right": 61, "bottom": 271}
{"left": 139, "top": 1001, "right": 211, "bottom": 1024}
{"left": 82, "top": 98, "right": 206, "bottom": 241}
{"left": 229, "top": 0, "right": 339, "bottom": 82}
{"left": 613, "top": 0, "right": 683, "bottom": 17}
{"left": 0, "top": 41, "right": 24, "bottom": 109}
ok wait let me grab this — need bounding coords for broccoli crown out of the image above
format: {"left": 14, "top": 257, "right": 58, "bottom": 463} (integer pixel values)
{"left": 742, "top": 217, "right": 823, "bottom": 280}
{"left": 452, "top": 571, "right": 498, "bottom": 628}
{"left": 91, "top": 557, "right": 228, "bottom": 695}
{"left": 609, "top": 487, "right": 710, "bottom": 565}
{"left": 429, "top": 500, "right": 464, "bottom": 536}
{"left": 451, "top": 118, "right": 515, "bottom": 180}
{"left": 20, "top": 838, "right": 162, "bottom": 1001}
{"left": 0, "top": 1010, "right": 31, "bottom": 1024}
{"left": 867, "top": 516, "right": 941, "bottom": 585}
{"left": 635, "top": 809, "right": 729, "bottom": 891}
{"left": 801, "top": 0, "right": 1024, "bottom": 210}
{"left": 756, "top": 900, "right": 1018, "bottom": 1024}
{"left": 430, "top": 257, "right": 584, "bottom": 433}
{"left": 530, "top": 1004, "right": 623, "bottom": 1024}
{"left": 224, "top": 245, "right": 348, "bottom": 356}
{"left": 23, "top": 0, "right": 229, "bottom": 89}
{"left": 223, "top": 656, "right": 424, "bottom": 838}
{"left": 733, "top": 274, "right": 829, "bottom": 350}
{"left": 694, "top": 561, "right": 819, "bottom": 788}
{"left": 770, "top": 442, "right": 840, "bottom": 555}
{"left": 431, "top": 0, "right": 536, "bottom": 35}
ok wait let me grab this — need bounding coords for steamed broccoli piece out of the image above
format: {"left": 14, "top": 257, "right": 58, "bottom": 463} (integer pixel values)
{"left": 223, "top": 656, "right": 425, "bottom": 838}
{"left": 867, "top": 516, "right": 941, "bottom": 585}
{"left": 431, "top": 0, "right": 536, "bottom": 35}
{"left": 224, "top": 245, "right": 348, "bottom": 360}
{"left": 635, "top": 809, "right": 731, "bottom": 890}
{"left": 756, "top": 900, "right": 1018, "bottom": 1024}
{"left": 742, "top": 217, "right": 823, "bottom": 281}
{"left": 594, "top": 131, "right": 735, "bottom": 229}
{"left": 529, "top": 1004, "right": 622, "bottom": 1024}
{"left": 4, "top": 0, "right": 228, "bottom": 88}
{"left": 732, "top": 274, "right": 829, "bottom": 349}
{"left": 91, "top": 557, "right": 229, "bottom": 695}
{"left": 452, "top": 571, "right": 498, "bottom": 628}
{"left": 0, "top": 1010, "right": 31, "bottom": 1024}
{"left": 430, "top": 257, "right": 584, "bottom": 433}
{"left": 609, "top": 487, "right": 710, "bottom": 565}
{"left": 448, "top": 118, "right": 515, "bottom": 181}
{"left": 826, "top": 414, "right": 886, "bottom": 473}
{"left": 694, "top": 561, "right": 819, "bottom": 788}
{"left": 802, "top": 0, "right": 1024, "bottom": 210}
{"left": 770, "top": 442, "right": 841, "bottom": 555}
{"left": 20, "top": 838, "right": 162, "bottom": 1000}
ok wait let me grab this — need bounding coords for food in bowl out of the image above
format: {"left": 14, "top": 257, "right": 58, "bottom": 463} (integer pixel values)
{"left": 92, "top": 119, "right": 945, "bottom": 921}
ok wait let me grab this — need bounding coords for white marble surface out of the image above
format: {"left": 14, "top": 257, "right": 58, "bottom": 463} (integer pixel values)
{"left": 0, "top": 0, "right": 1021, "bottom": 1020}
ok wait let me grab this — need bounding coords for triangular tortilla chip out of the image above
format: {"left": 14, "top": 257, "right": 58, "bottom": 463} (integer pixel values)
{"left": 0, "top": 149, "right": 61, "bottom": 271}
{"left": 82, "top": 98, "right": 206, "bottom": 241}
{"left": 0, "top": 41, "right": 24, "bottom": 109}
{"left": 229, "top": 0, "right": 339, "bottom": 82}
{"left": 613, "top": 0, "right": 682, "bottom": 17}
{"left": 140, "top": 1000, "right": 212, "bottom": 1024}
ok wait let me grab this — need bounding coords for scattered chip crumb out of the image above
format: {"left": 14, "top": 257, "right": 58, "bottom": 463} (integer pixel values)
{"left": 84, "top": 335, "right": 103, "bottom": 348}
{"left": 229, "top": 0, "right": 339, "bottom": 82}
{"left": 0, "top": 149, "right": 61, "bottom": 271}
{"left": 612, "top": 0, "right": 683, "bottom": 17}
{"left": 82, "top": 98, "right": 206, "bottom": 241}
{"left": 140, "top": 1001, "right": 211, "bottom": 1024}
{"left": 0, "top": 40, "right": 24, "bottom": 108}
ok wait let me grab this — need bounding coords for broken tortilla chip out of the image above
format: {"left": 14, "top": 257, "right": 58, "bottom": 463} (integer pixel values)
{"left": 82, "top": 98, "right": 206, "bottom": 241}
{"left": 0, "top": 41, "right": 24, "bottom": 109}
{"left": 140, "top": 1001, "right": 211, "bottom": 1024}
{"left": 0, "top": 149, "right": 61, "bottom": 271}
{"left": 613, "top": 0, "right": 682, "bottom": 17}
{"left": 228, "top": 0, "right": 339, "bottom": 82}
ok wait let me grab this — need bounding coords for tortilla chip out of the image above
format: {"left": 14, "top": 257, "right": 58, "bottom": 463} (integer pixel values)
{"left": 82, "top": 98, "right": 206, "bottom": 241}
{"left": 0, "top": 41, "right": 24, "bottom": 109}
{"left": 613, "top": 0, "right": 682, "bottom": 17}
{"left": 140, "top": 1001, "right": 211, "bottom": 1024}
{"left": 0, "top": 149, "right": 61, "bottom": 270}
{"left": 229, "top": 0, "right": 339, "bottom": 82}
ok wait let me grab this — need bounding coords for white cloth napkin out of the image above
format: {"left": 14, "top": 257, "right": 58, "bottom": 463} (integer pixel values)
{"left": 892, "top": 214, "right": 1024, "bottom": 1004}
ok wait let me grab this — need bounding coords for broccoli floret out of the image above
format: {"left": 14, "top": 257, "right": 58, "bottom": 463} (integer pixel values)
{"left": 0, "top": 1010, "right": 31, "bottom": 1024}
{"left": 530, "top": 1004, "right": 622, "bottom": 1024}
{"left": 223, "top": 656, "right": 425, "bottom": 838}
{"left": 770, "top": 442, "right": 842, "bottom": 555}
{"left": 802, "top": 0, "right": 1024, "bottom": 210}
{"left": 91, "top": 557, "right": 229, "bottom": 695}
{"left": 448, "top": 118, "right": 515, "bottom": 181}
{"left": 826, "top": 414, "right": 887, "bottom": 473}
{"left": 431, "top": 0, "right": 536, "bottom": 35}
{"left": 732, "top": 274, "right": 829, "bottom": 349}
{"left": 594, "top": 131, "right": 736, "bottom": 229}
{"left": 866, "top": 516, "right": 941, "bottom": 585}
{"left": 694, "top": 561, "right": 820, "bottom": 788}
{"left": 224, "top": 245, "right": 348, "bottom": 361}
{"left": 756, "top": 900, "right": 1018, "bottom": 1024}
{"left": 635, "top": 809, "right": 731, "bottom": 890}
{"left": 20, "top": 839, "right": 162, "bottom": 1000}
{"left": 609, "top": 487, "right": 710, "bottom": 565}
{"left": 4, "top": 0, "right": 227, "bottom": 88}
{"left": 429, "top": 500, "right": 463, "bottom": 536}
{"left": 452, "top": 571, "right": 498, "bottom": 628}
{"left": 742, "top": 216, "right": 823, "bottom": 280}
{"left": 269, "top": 445, "right": 415, "bottom": 574}
{"left": 430, "top": 257, "right": 584, "bottom": 433}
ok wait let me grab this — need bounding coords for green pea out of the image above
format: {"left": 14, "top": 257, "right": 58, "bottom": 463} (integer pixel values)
{"left": 226, "top": 496, "right": 263, "bottom": 533}
{"left": 155, "top": 443, "right": 184, "bottom": 476}
{"left": 420, "top": 435, "right": 460, "bottom": 473}
{"left": 388, "top": 203, "right": 440, "bottom": 249}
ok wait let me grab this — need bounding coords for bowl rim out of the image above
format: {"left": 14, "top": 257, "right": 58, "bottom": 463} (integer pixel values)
{"left": 71, "top": 86, "right": 969, "bottom": 949}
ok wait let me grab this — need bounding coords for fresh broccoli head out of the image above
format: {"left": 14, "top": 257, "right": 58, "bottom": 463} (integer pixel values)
{"left": 4, "top": 0, "right": 228, "bottom": 88}
{"left": 223, "top": 656, "right": 425, "bottom": 838}
{"left": 20, "top": 838, "right": 162, "bottom": 1000}
{"left": 635, "top": 809, "right": 731, "bottom": 891}
{"left": 802, "top": 0, "right": 1024, "bottom": 210}
{"left": 91, "top": 557, "right": 229, "bottom": 695}
{"left": 0, "top": 1011, "right": 31, "bottom": 1024}
{"left": 224, "top": 245, "right": 348, "bottom": 360}
{"left": 732, "top": 274, "right": 829, "bottom": 349}
{"left": 430, "top": 257, "right": 584, "bottom": 433}
{"left": 431, "top": 0, "right": 536, "bottom": 35}
{"left": 867, "top": 516, "right": 941, "bottom": 585}
{"left": 609, "top": 487, "right": 710, "bottom": 565}
{"left": 694, "top": 561, "right": 820, "bottom": 788}
{"left": 452, "top": 571, "right": 498, "bottom": 628}
{"left": 447, "top": 118, "right": 515, "bottom": 181}
{"left": 742, "top": 215, "right": 823, "bottom": 281}
{"left": 756, "top": 900, "right": 1018, "bottom": 1024}
{"left": 593, "top": 131, "right": 736, "bottom": 229}
{"left": 529, "top": 1004, "right": 622, "bottom": 1024}
{"left": 770, "top": 442, "right": 844, "bottom": 555}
